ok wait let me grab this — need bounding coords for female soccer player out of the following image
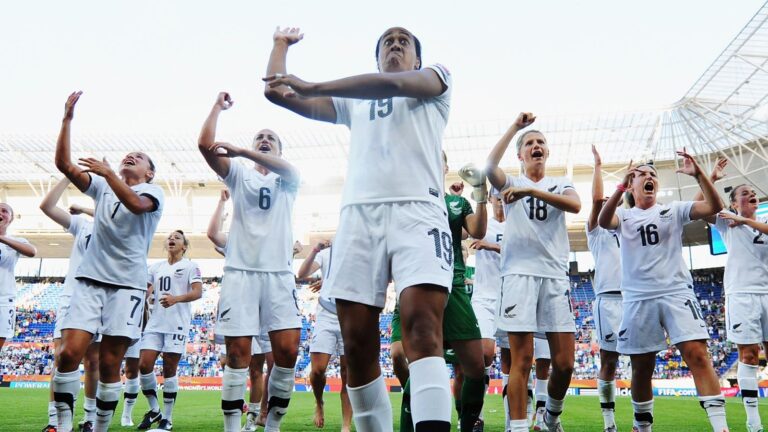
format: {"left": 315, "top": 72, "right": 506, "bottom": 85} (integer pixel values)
{"left": 265, "top": 26, "right": 454, "bottom": 431}
{"left": 486, "top": 112, "right": 581, "bottom": 432}
{"left": 598, "top": 152, "right": 728, "bottom": 432}
{"left": 586, "top": 145, "right": 622, "bottom": 432}
{"left": 39, "top": 179, "right": 99, "bottom": 432}
{"left": 0, "top": 202, "right": 36, "bottom": 351}
{"left": 198, "top": 92, "right": 301, "bottom": 432}
{"left": 699, "top": 158, "right": 767, "bottom": 432}
{"left": 52, "top": 91, "right": 164, "bottom": 432}
{"left": 134, "top": 230, "right": 202, "bottom": 430}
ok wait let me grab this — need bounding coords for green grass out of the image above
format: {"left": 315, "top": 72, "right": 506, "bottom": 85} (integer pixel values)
{"left": 1, "top": 388, "right": 766, "bottom": 431}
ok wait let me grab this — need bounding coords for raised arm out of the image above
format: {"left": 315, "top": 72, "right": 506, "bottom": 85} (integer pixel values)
{"left": 39, "top": 178, "right": 73, "bottom": 229}
{"left": 598, "top": 163, "right": 633, "bottom": 230}
{"left": 69, "top": 204, "right": 94, "bottom": 218}
{"left": 207, "top": 189, "right": 229, "bottom": 249}
{"left": 486, "top": 113, "right": 536, "bottom": 190}
{"left": 677, "top": 150, "right": 724, "bottom": 220}
{"left": 0, "top": 236, "right": 36, "bottom": 257}
{"left": 587, "top": 145, "right": 604, "bottom": 231}
{"left": 55, "top": 92, "right": 91, "bottom": 192}
{"left": 77, "top": 158, "right": 158, "bottom": 214}
{"left": 297, "top": 241, "right": 328, "bottom": 279}
{"left": 264, "top": 27, "right": 337, "bottom": 123}
{"left": 209, "top": 141, "right": 300, "bottom": 186}
{"left": 692, "top": 157, "right": 727, "bottom": 224}
{"left": 464, "top": 205, "right": 487, "bottom": 240}
{"left": 718, "top": 212, "right": 768, "bottom": 234}
{"left": 198, "top": 93, "right": 233, "bottom": 179}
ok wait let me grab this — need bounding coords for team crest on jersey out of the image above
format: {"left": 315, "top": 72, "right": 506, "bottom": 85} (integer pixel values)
{"left": 174, "top": 268, "right": 185, "bottom": 278}
{"left": 659, "top": 207, "right": 673, "bottom": 220}
{"left": 449, "top": 201, "right": 462, "bottom": 215}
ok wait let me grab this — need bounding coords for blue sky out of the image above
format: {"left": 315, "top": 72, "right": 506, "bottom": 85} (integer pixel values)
{"left": 1, "top": 0, "right": 764, "bottom": 136}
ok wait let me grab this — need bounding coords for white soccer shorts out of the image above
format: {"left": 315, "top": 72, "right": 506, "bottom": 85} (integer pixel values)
{"left": 140, "top": 331, "right": 188, "bottom": 355}
{"left": 216, "top": 270, "right": 301, "bottom": 338}
{"left": 0, "top": 300, "right": 15, "bottom": 340}
{"left": 592, "top": 293, "right": 623, "bottom": 352}
{"left": 726, "top": 293, "right": 768, "bottom": 345}
{"left": 497, "top": 274, "right": 575, "bottom": 333}
{"left": 125, "top": 339, "right": 141, "bottom": 359}
{"left": 60, "top": 279, "right": 144, "bottom": 341}
{"left": 251, "top": 334, "right": 272, "bottom": 356}
{"left": 617, "top": 292, "right": 709, "bottom": 355}
{"left": 53, "top": 294, "right": 72, "bottom": 340}
{"left": 471, "top": 297, "right": 498, "bottom": 340}
{"left": 533, "top": 333, "right": 551, "bottom": 360}
{"left": 309, "top": 307, "right": 344, "bottom": 356}
{"left": 325, "top": 202, "right": 453, "bottom": 308}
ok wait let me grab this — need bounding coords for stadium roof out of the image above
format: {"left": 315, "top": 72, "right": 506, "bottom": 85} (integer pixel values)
{"left": 2, "top": 3, "right": 768, "bottom": 196}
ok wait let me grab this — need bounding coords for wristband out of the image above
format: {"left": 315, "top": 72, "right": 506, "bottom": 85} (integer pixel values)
{"left": 616, "top": 184, "right": 627, "bottom": 193}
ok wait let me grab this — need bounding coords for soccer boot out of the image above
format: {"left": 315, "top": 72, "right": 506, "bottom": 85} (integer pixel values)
{"left": 157, "top": 419, "right": 173, "bottom": 430}
{"left": 137, "top": 410, "right": 162, "bottom": 430}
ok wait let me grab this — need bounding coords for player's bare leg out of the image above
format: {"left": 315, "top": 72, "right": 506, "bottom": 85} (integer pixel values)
{"left": 337, "top": 300, "right": 391, "bottom": 431}
{"left": 94, "top": 335, "right": 132, "bottom": 431}
{"left": 629, "top": 353, "right": 656, "bottom": 432}
{"left": 390, "top": 341, "right": 410, "bottom": 387}
{"left": 243, "top": 354, "right": 265, "bottom": 431}
{"left": 678, "top": 340, "right": 728, "bottom": 431}
{"left": 44, "top": 339, "right": 63, "bottom": 431}
{"left": 80, "top": 342, "right": 99, "bottom": 429}
{"left": 223, "top": 336, "right": 253, "bottom": 432}
{"left": 339, "top": 355, "right": 352, "bottom": 432}
{"left": 310, "top": 352, "right": 332, "bottom": 428}
{"left": 506, "top": 333, "right": 534, "bottom": 431}
{"left": 54, "top": 329, "right": 95, "bottom": 432}
{"left": 542, "top": 332, "right": 574, "bottom": 430}
{"left": 157, "top": 352, "right": 182, "bottom": 430}
{"left": 258, "top": 352, "right": 274, "bottom": 426}
{"left": 737, "top": 343, "right": 763, "bottom": 432}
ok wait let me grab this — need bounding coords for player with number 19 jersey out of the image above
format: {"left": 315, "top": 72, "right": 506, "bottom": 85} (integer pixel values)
{"left": 144, "top": 259, "right": 202, "bottom": 337}
{"left": 326, "top": 64, "right": 454, "bottom": 306}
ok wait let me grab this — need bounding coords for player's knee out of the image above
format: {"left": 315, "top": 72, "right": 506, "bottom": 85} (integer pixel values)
{"left": 740, "top": 346, "right": 760, "bottom": 365}
{"left": 57, "top": 346, "right": 80, "bottom": 370}
{"left": 684, "top": 349, "right": 712, "bottom": 370}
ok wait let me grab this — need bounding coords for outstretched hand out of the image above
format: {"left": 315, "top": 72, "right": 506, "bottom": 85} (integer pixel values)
{"left": 215, "top": 92, "right": 234, "bottom": 111}
{"left": 262, "top": 73, "right": 315, "bottom": 98}
{"left": 78, "top": 157, "right": 115, "bottom": 178}
{"left": 514, "top": 112, "right": 536, "bottom": 129}
{"left": 210, "top": 142, "right": 242, "bottom": 158}
{"left": 500, "top": 187, "right": 530, "bottom": 204}
{"left": 676, "top": 148, "right": 703, "bottom": 178}
{"left": 63, "top": 91, "right": 83, "bottom": 121}
{"left": 591, "top": 145, "right": 602, "bottom": 166}
{"left": 710, "top": 157, "right": 728, "bottom": 182}
{"left": 718, "top": 211, "right": 747, "bottom": 227}
{"left": 273, "top": 26, "right": 304, "bottom": 46}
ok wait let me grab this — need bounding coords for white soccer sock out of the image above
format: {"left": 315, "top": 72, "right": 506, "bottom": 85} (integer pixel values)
{"left": 409, "top": 356, "right": 452, "bottom": 430}
{"left": 598, "top": 378, "right": 616, "bottom": 428}
{"left": 140, "top": 372, "right": 160, "bottom": 412}
{"left": 248, "top": 402, "right": 261, "bottom": 418}
{"left": 83, "top": 397, "right": 97, "bottom": 423}
{"left": 632, "top": 399, "right": 654, "bottom": 431}
{"left": 122, "top": 377, "right": 140, "bottom": 419}
{"left": 265, "top": 365, "right": 295, "bottom": 431}
{"left": 502, "top": 373, "right": 510, "bottom": 430}
{"left": 47, "top": 400, "right": 58, "bottom": 427}
{"left": 508, "top": 419, "right": 529, "bottom": 432}
{"left": 95, "top": 381, "right": 122, "bottom": 431}
{"left": 222, "top": 366, "right": 247, "bottom": 432}
{"left": 347, "top": 374, "right": 393, "bottom": 432}
{"left": 544, "top": 395, "right": 564, "bottom": 425}
{"left": 699, "top": 394, "right": 728, "bottom": 431}
{"left": 163, "top": 375, "right": 179, "bottom": 423}
{"left": 738, "top": 362, "right": 762, "bottom": 429}
{"left": 52, "top": 369, "right": 80, "bottom": 432}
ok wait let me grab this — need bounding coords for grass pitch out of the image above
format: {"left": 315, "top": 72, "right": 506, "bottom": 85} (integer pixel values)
{"left": 0, "top": 388, "right": 764, "bottom": 431}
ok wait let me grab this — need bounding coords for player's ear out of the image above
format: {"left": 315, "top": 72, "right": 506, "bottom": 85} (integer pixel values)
{"left": 146, "top": 170, "right": 155, "bottom": 182}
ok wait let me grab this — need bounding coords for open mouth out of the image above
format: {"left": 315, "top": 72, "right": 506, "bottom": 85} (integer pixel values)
{"left": 643, "top": 182, "right": 655, "bottom": 192}
{"left": 123, "top": 159, "right": 136, "bottom": 166}
{"left": 258, "top": 143, "right": 271, "bottom": 153}
{"left": 531, "top": 149, "right": 544, "bottom": 158}
{"left": 749, "top": 197, "right": 758, "bottom": 204}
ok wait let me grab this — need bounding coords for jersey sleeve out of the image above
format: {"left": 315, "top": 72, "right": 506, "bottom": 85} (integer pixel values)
{"left": 559, "top": 177, "right": 576, "bottom": 193}
{"left": 222, "top": 161, "right": 243, "bottom": 192}
{"left": 67, "top": 215, "right": 84, "bottom": 236}
{"left": 188, "top": 262, "right": 203, "bottom": 285}
{"left": 712, "top": 212, "right": 730, "bottom": 238}
{"left": 426, "top": 64, "right": 452, "bottom": 119}
{"left": 147, "top": 264, "right": 157, "bottom": 286}
{"left": 331, "top": 97, "right": 353, "bottom": 128}
{"left": 675, "top": 201, "right": 695, "bottom": 225}
{"left": 84, "top": 175, "right": 107, "bottom": 201}
{"left": 136, "top": 183, "right": 164, "bottom": 213}
{"left": 614, "top": 207, "right": 626, "bottom": 230}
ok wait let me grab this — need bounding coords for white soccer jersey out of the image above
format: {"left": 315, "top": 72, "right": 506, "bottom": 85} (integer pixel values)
{"left": 585, "top": 223, "right": 622, "bottom": 295}
{"left": 145, "top": 259, "right": 202, "bottom": 335}
{"left": 714, "top": 212, "right": 768, "bottom": 294}
{"left": 62, "top": 215, "right": 93, "bottom": 298}
{"left": 332, "top": 64, "right": 452, "bottom": 208}
{"left": 314, "top": 247, "right": 337, "bottom": 313}
{"left": 76, "top": 175, "right": 163, "bottom": 291}
{"left": 223, "top": 162, "right": 298, "bottom": 273}
{"left": 0, "top": 236, "right": 31, "bottom": 302}
{"left": 615, "top": 201, "right": 694, "bottom": 302}
{"left": 472, "top": 217, "right": 504, "bottom": 301}
{"left": 500, "top": 175, "right": 574, "bottom": 280}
